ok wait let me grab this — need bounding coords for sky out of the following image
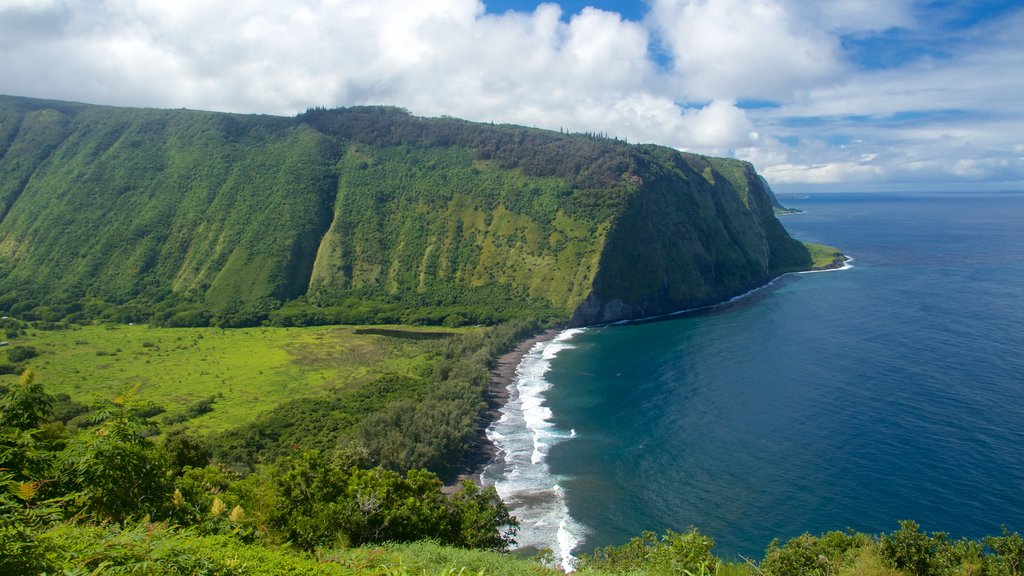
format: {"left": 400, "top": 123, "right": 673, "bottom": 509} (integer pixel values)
{"left": 1, "top": 0, "right": 1022, "bottom": 192}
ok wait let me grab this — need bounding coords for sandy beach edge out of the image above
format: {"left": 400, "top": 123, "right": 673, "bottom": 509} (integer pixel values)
{"left": 447, "top": 327, "right": 563, "bottom": 489}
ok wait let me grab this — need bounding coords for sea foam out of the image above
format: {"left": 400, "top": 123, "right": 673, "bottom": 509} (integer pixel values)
{"left": 798, "top": 254, "right": 855, "bottom": 273}
{"left": 482, "top": 328, "right": 586, "bottom": 572}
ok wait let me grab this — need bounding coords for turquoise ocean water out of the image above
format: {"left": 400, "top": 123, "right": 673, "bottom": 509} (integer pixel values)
{"left": 482, "top": 192, "right": 1024, "bottom": 565}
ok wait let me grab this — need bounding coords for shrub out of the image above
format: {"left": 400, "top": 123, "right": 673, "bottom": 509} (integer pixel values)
{"left": 5, "top": 346, "right": 40, "bottom": 363}
{"left": 879, "top": 520, "right": 945, "bottom": 576}
{"left": 50, "top": 392, "right": 89, "bottom": 424}
{"left": 577, "top": 528, "right": 720, "bottom": 574}
{"left": 269, "top": 450, "right": 517, "bottom": 551}
{"left": 985, "top": 527, "right": 1024, "bottom": 576}
{"left": 761, "top": 531, "right": 868, "bottom": 576}
{"left": 55, "top": 389, "right": 172, "bottom": 522}
{"left": 164, "top": 428, "right": 212, "bottom": 471}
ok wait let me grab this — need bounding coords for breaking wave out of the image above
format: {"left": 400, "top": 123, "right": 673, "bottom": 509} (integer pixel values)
{"left": 482, "top": 329, "right": 586, "bottom": 571}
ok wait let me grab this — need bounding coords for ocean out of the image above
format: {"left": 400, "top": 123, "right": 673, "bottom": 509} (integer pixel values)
{"left": 481, "top": 191, "right": 1024, "bottom": 567}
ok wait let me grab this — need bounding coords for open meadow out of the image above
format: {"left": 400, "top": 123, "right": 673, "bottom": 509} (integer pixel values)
{"left": 0, "top": 323, "right": 459, "bottom": 434}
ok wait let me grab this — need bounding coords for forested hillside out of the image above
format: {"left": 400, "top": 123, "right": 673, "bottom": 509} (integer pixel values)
{"left": 0, "top": 95, "right": 811, "bottom": 327}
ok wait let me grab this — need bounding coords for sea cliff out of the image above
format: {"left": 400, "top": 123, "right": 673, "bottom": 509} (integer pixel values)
{"left": 0, "top": 95, "right": 812, "bottom": 326}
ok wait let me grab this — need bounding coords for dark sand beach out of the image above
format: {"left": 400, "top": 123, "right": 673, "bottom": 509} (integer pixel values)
{"left": 448, "top": 328, "right": 562, "bottom": 488}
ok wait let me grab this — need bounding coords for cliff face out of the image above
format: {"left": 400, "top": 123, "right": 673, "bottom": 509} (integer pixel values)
{"left": 0, "top": 95, "right": 810, "bottom": 325}
{"left": 570, "top": 150, "right": 809, "bottom": 325}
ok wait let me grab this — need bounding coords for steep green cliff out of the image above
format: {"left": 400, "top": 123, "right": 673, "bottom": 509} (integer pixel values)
{"left": 571, "top": 151, "right": 809, "bottom": 324}
{"left": 0, "top": 95, "right": 812, "bottom": 326}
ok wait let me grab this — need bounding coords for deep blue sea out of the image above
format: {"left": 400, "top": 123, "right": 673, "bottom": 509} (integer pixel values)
{"left": 482, "top": 191, "right": 1024, "bottom": 566}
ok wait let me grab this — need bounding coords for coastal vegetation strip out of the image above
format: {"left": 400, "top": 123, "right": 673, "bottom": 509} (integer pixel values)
{"left": 805, "top": 241, "right": 848, "bottom": 270}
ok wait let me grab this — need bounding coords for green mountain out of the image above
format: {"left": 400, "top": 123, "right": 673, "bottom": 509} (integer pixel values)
{"left": 0, "top": 95, "right": 813, "bottom": 326}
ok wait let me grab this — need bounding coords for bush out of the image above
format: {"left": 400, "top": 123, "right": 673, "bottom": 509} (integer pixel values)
{"left": 985, "top": 527, "right": 1024, "bottom": 576}
{"left": 5, "top": 346, "right": 39, "bottom": 363}
{"left": 50, "top": 392, "right": 89, "bottom": 424}
{"left": 55, "top": 391, "right": 172, "bottom": 523}
{"left": 577, "top": 528, "right": 721, "bottom": 574}
{"left": 269, "top": 450, "right": 517, "bottom": 551}
{"left": 164, "top": 428, "right": 212, "bottom": 471}
{"left": 879, "top": 520, "right": 945, "bottom": 576}
{"left": 761, "top": 531, "right": 869, "bottom": 576}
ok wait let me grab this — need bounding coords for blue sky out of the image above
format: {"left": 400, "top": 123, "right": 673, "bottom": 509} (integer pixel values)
{"left": 1, "top": 0, "right": 1022, "bottom": 191}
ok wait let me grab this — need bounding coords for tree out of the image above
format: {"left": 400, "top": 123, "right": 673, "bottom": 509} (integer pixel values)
{"left": 164, "top": 428, "right": 212, "bottom": 472}
{"left": 268, "top": 449, "right": 517, "bottom": 551}
{"left": 0, "top": 369, "right": 58, "bottom": 481}
{"left": 445, "top": 480, "right": 517, "bottom": 551}
{"left": 0, "top": 369, "right": 53, "bottom": 431}
{"left": 270, "top": 449, "right": 351, "bottom": 549}
{"left": 879, "top": 520, "right": 946, "bottom": 576}
{"left": 56, "top": 387, "right": 171, "bottom": 523}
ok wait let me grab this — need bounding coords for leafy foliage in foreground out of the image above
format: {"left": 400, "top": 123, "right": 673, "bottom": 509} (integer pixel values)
{"left": 577, "top": 528, "right": 748, "bottom": 575}
{"left": 0, "top": 366, "right": 519, "bottom": 575}
{"left": 270, "top": 450, "right": 515, "bottom": 551}
{"left": 4, "top": 365, "right": 1024, "bottom": 575}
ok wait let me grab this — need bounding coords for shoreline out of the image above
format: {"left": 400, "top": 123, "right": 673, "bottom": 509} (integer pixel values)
{"left": 601, "top": 253, "right": 852, "bottom": 327}
{"left": 454, "top": 253, "right": 851, "bottom": 487}
{"left": 451, "top": 327, "right": 563, "bottom": 487}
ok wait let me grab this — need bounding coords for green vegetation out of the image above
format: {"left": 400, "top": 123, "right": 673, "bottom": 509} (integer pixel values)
{"left": 1, "top": 318, "right": 541, "bottom": 477}
{"left": 2, "top": 326, "right": 1021, "bottom": 576}
{"left": 0, "top": 95, "right": 857, "bottom": 574}
{"left": 210, "top": 320, "right": 541, "bottom": 476}
{"left": 0, "top": 323, "right": 452, "bottom": 434}
{"left": 577, "top": 528, "right": 748, "bottom": 575}
{"left": 2, "top": 317, "right": 1015, "bottom": 573}
{"left": 0, "top": 371, "right": 519, "bottom": 575}
{"left": 0, "top": 319, "right": 540, "bottom": 574}
{"left": 805, "top": 241, "right": 847, "bottom": 269}
{"left": 0, "top": 95, "right": 818, "bottom": 327}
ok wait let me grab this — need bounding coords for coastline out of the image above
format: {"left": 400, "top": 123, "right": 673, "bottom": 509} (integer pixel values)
{"left": 454, "top": 252, "right": 850, "bottom": 486}
{"left": 605, "top": 252, "right": 852, "bottom": 326}
{"left": 453, "top": 327, "right": 563, "bottom": 486}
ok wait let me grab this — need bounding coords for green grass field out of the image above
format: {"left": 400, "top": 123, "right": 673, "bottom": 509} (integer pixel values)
{"left": 1, "top": 324, "right": 459, "bottom": 433}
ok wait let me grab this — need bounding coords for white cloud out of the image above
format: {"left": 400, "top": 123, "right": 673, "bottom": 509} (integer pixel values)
{"left": 745, "top": 7, "right": 1024, "bottom": 187}
{"left": 0, "top": 0, "right": 60, "bottom": 9}
{"left": 811, "top": 0, "right": 915, "bottom": 33}
{"left": 649, "top": 0, "right": 844, "bottom": 101}
{"left": 679, "top": 100, "right": 756, "bottom": 149}
{"left": 0, "top": 0, "right": 1021, "bottom": 189}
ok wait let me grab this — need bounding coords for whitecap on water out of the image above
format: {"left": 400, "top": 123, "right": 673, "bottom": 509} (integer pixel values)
{"left": 482, "top": 328, "right": 586, "bottom": 572}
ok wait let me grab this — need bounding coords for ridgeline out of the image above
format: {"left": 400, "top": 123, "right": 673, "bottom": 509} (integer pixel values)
{"left": 0, "top": 95, "right": 815, "bottom": 328}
